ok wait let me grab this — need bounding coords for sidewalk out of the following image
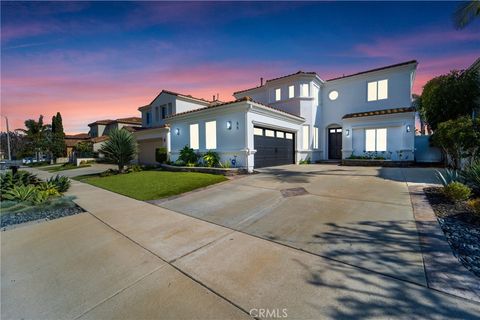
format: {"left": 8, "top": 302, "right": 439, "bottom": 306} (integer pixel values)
{"left": 2, "top": 168, "right": 480, "bottom": 319}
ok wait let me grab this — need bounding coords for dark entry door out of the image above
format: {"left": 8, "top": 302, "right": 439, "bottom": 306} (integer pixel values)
{"left": 328, "top": 128, "right": 342, "bottom": 159}
{"left": 254, "top": 127, "right": 295, "bottom": 168}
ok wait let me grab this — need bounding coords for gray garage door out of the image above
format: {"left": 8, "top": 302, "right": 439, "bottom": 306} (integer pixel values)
{"left": 254, "top": 127, "right": 295, "bottom": 168}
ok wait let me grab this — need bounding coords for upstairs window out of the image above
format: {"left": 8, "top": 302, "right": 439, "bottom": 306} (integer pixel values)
{"left": 205, "top": 121, "right": 217, "bottom": 150}
{"left": 161, "top": 106, "right": 166, "bottom": 119}
{"left": 155, "top": 106, "right": 159, "bottom": 122}
{"left": 275, "top": 88, "right": 281, "bottom": 101}
{"left": 288, "top": 85, "right": 295, "bottom": 98}
{"left": 365, "top": 128, "right": 387, "bottom": 152}
{"left": 146, "top": 112, "right": 151, "bottom": 125}
{"left": 300, "top": 84, "right": 309, "bottom": 97}
{"left": 168, "top": 103, "right": 173, "bottom": 116}
{"left": 190, "top": 123, "right": 199, "bottom": 150}
{"left": 367, "top": 79, "right": 388, "bottom": 101}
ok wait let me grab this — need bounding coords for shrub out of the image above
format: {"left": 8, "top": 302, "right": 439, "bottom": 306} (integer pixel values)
{"left": 47, "top": 175, "right": 71, "bottom": 193}
{"left": 435, "top": 169, "right": 460, "bottom": 187}
{"left": 186, "top": 162, "right": 197, "bottom": 167}
{"left": 3, "top": 185, "right": 39, "bottom": 202}
{"left": 219, "top": 160, "right": 231, "bottom": 168}
{"left": 37, "top": 182, "right": 60, "bottom": 196}
{"left": 127, "top": 164, "right": 142, "bottom": 173}
{"left": 461, "top": 160, "right": 480, "bottom": 194}
{"left": 100, "top": 169, "right": 119, "bottom": 177}
{"left": 203, "top": 151, "right": 220, "bottom": 167}
{"left": 100, "top": 129, "right": 138, "bottom": 173}
{"left": 179, "top": 145, "right": 198, "bottom": 164}
{"left": 299, "top": 157, "right": 311, "bottom": 165}
{"left": 174, "top": 159, "right": 186, "bottom": 166}
{"left": 467, "top": 198, "right": 480, "bottom": 215}
{"left": 155, "top": 147, "right": 168, "bottom": 164}
{"left": 443, "top": 182, "right": 472, "bottom": 201}
{"left": 1, "top": 171, "right": 40, "bottom": 197}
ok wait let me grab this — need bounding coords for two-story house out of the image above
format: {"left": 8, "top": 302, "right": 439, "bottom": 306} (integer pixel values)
{"left": 135, "top": 60, "right": 417, "bottom": 171}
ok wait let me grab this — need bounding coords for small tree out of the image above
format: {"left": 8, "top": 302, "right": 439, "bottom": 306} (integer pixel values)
{"left": 75, "top": 141, "right": 94, "bottom": 157}
{"left": 21, "top": 115, "right": 51, "bottom": 161}
{"left": 432, "top": 116, "right": 480, "bottom": 169}
{"left": 99, "top": 129, "right": 137, "bottom": 173}
{"left": 51, "top": 112, "right": 66, "bottom": 160}
{"left": 419, "top": 69, "right": 480, "bottom": 131}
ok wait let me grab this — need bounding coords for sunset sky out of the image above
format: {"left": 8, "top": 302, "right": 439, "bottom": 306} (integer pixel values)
{"left": 1, "top": 1, "right": 479, "bottom": 133}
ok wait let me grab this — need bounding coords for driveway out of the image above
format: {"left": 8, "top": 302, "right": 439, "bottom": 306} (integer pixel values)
{"left": 160, "top": 164, "right": 439, "bottom": 285}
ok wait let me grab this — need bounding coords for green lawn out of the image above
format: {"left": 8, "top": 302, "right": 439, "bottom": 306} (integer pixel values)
{"left": 79, "top": 171, "right": 227, "bottom": 200}
{"left": 42, "top": 163, "right": 91, "bottom": 172}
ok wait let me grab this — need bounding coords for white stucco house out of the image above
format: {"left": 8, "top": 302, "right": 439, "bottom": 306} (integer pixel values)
{"left": 134, "top": 60, "right": 417, "bottom": 171}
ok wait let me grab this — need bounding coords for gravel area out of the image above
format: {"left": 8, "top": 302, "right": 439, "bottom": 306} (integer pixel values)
{"left": 424, "top": 187, "right": 480, "bottom": 277}
{"left": 1, "top": 203, "right": 84, "bottom": 229}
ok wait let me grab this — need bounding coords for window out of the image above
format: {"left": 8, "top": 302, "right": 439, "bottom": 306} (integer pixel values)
{"left": 329, "top": 90, "right": 338, "bottom": 101}
{"left": 367, "top": 79, "right": 388, "bottom": 101}
{"left": 155, "top": 106, "right": 159, "bottom": 122}
{"left": 276, "top": 131, "right": 284, "bottom": 138}
{"left": 365, "top": 128, "right": 387, "bottom": 151}
{"left": 313, "top": 127, "right": 319, "bottom": 149}
{"left": 205, "top": 121, "right": 216, "bottom": 149}
{"left": 254, "top": 128, "right": 263, "bottom": 135}
{"left": 302, "top": 125, "right": 309, "bottom": 149}
{"left": 288, "top": 85, "right": 294, "bottom": 98}
{"left": 265, "top": 129, "right": 275, "bottom": 137}
{"left": 285, "top": 133, "right": 293, "bottom": 139}
{"left": 300, "top": 84, "right": 309, "bottom": 97}
{"left": 161, "top": 106, "right": 167, "bottom": 119}
{"left": 190, "top": 124, "right": 199, "bottom": 150}
{"left": 313, "top": 85, "right": 319, "bottom": 106}
{"left": 168, "top": 103, "right": 173, "bottom": 116}
{"left": 275, "top": 88, "right": 281, "bottom": 101}
{"left": 146, "top": 112, "right": 151, "bottom": 125}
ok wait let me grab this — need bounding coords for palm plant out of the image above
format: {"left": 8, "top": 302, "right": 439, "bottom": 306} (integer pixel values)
{"left": 453, "top": 1, "right": 480, "bottom": 29}
{"left": 20, "top": 115, "right": 51, "bottom": 161}
{"left": 99, "top": 129, "right": 138, "bottom": 173}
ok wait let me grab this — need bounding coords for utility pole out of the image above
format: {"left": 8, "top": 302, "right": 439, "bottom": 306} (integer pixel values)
{"left": 5, "top": 116, "right": 12, "bottom": 160}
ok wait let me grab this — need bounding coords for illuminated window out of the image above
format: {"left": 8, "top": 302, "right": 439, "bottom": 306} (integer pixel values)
{"left": 329, "top": 90, "right": 338, "bottom": 101}
{"left": 288, "top": 85, "right": 294, "bottom": 98}
{"left": 254, "top": 128, "right": 263, "bottom": 135}
{"left": 205, "top": 121, "right": 216, "bottom": 149}
{"left": 190, "top": 123, "right": 199, "bottom": 150}
{"left": 275, "top": 88, "right": 281, "bottom": 101}
{"left": 365, "top": 128, "right": 387, "bottom": 151}
{"left": 302, "top": 125, "right": 309, "bottom": 149}
{"left": 313, "top": 127, "right": 319, "bottom": 149}
{"left": 285, "top": 133, "right": 293, "bottom": 139}
{"left": 276, "top": 131, "right": 284, "bottom": 138}
{"left": 265, "top": 129, "right": 275, "bottom": 137}
{"left": 300, "top": 84, "right": 309, "bottom": 97}
{"left": 367, "top": 79, "right": 388, "bottom": 101}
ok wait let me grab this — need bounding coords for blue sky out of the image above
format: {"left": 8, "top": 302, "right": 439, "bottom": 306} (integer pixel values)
{"left": 2, "top": 1, "right": 479, "bottom": 132}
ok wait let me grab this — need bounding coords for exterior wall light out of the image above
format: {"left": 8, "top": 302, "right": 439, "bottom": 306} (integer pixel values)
{"left": 226, "top": 121, "right": 232, "bottom": 130}
{"left": 175, "top": 128, "right": 180, "bottom": 135}
{"left": 406, "top": 125, "right": 411, "bottom": 133}
{"left": 346, "top": 129, "right": 350, "bottom": 137}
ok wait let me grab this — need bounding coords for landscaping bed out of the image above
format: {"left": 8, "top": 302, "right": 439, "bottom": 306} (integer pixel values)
{"left": 1, "top": 197, "right": 84, "bottom": 229}
{"left": 76, "top": 170, "right": 227, "bottom": 201}
{"left": 342, "top": 159, "right": 414, "bottom": 167}
{"left": 42, "top": 163, "right": 91, "bottom": 172}
{"left": 424, "top": 187, "right": 480, "bottom": 277}
{"left": 160, "top": 163, "right": 247, "bottom": 176}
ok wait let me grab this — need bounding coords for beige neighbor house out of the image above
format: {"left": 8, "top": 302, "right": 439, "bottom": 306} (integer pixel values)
{"left": 88, "top": 117, "right": 142, "bottom": 156}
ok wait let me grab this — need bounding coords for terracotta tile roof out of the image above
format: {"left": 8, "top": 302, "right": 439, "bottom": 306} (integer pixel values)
{"left": 91, "top": 136, "right": 110, "bottom": 143}
{"left": 167, "top": 96, "right": 304, "bottom": 120}
{"left": 65, "top": 133, "right": 90, "bottom": 139}
{"left": 342, "top": 107, "right": 415, "bottom": 119}
{"left": 132, "top": 125, "right": 169, "bottom": 132}
{"left": 88, "top": 117, "right": 142, "bottom": 126}
{"left": 327, "top": 60, "right": 417, "bottom": 82}
{"left": 233, "top": 71, "right": 318, "bottom": 95}
{"left": 65, "top": 139, "right": 84, "bottom": 148}
{"left": 139, "top": 90, "right": 213, "bottom": 111}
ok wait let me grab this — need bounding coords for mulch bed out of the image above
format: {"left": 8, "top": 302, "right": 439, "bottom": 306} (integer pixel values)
{"left": 424, "top": 187, "right": 480, "bottom": 277}
{"left": 1, "top": 206, "right": 84, "bottom": 229}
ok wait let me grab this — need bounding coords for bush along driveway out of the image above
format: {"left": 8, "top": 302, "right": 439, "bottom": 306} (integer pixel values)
{"left": 75, "top": 170, "right": 227, "bottom": 201}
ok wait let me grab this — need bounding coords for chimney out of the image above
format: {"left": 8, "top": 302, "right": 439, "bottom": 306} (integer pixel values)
{"left": 260, "top": 77, "right": 264, "bottom": 86}
{"left": 216, "top": 93, "right": 219, "bottom": 101}
{"left": 212, "top": 95, "right": 216, "bottom": 101}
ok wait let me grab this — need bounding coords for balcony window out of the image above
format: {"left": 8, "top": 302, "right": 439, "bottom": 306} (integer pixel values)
{"left": 367, "top": 79, "right": 388, "bottom": 101}
{"left": 300, "top": 84, "right": 309, "bottom": 97}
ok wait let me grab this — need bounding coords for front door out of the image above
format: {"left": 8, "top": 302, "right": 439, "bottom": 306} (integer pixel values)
{"left": 328, "top": 128, "right": 342, "bottom": 159}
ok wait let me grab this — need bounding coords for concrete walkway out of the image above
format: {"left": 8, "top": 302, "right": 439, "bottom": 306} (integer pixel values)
{"left": 2, "top": 168, "right": 480, "bottom": 319}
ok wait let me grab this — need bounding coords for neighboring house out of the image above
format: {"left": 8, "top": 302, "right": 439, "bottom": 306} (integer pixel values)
{"left": 136, "top": 60, "right": 417, "bottom": 171}
{"left": 64, "top": 133, "right": 91, "bottom": 157}
{"left": 88, "top": 117, "right": 142, "bottom": 138}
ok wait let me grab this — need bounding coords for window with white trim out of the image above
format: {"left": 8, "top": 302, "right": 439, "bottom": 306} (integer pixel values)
{"left": 367, "top": 79, "right": 388, "bottom": 101}
{"left": 254, "top": 127, "right": 263, "bottom": 135}
{"left": 300, "top": 84, "right": 309, "bottom": 97}
{"left": 205, "top": 121, "right": 216, "bottom": 149}
{"left": 288, "top": 85, "right": 294, "bottom": 98}
{"left": 265, "top": 129, "right": 275, "bottom": 137}
{"left": 285, "top": 133, "right": 293, "bottom": 139}
{"left": 313, "top": 127, "right": 319, "bottom": 149}
{"left": 275, "top": 88, "right": 281, "bottom": 101}
{"left": 190, "top": 123, "right": 199, "bottom": 150}
{"left": 302, "top": 125, "right": 310, "bottom": 149}
{"left": 365, "top": 128, "right": 387, "bottom": 152}
{"left": 276, "top": 131, "right": 284, "bottom": 138}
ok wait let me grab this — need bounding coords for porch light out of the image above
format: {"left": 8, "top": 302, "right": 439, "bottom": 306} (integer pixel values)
{"left": 175, "top": 128, "right": 180, "bottom": 135}
{"left": 226, "top": 121, "right": 232, "bottom": 130}
{"left": 346, "top": 129, "right": 350, "bottom": 137}
{"left": 406, "top": 125, "right": 411, "bottom": 133}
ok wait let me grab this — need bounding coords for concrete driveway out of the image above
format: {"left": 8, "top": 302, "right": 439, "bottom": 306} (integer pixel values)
{"left": 160, "top": 164, "right": 439, "bottom": 285}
